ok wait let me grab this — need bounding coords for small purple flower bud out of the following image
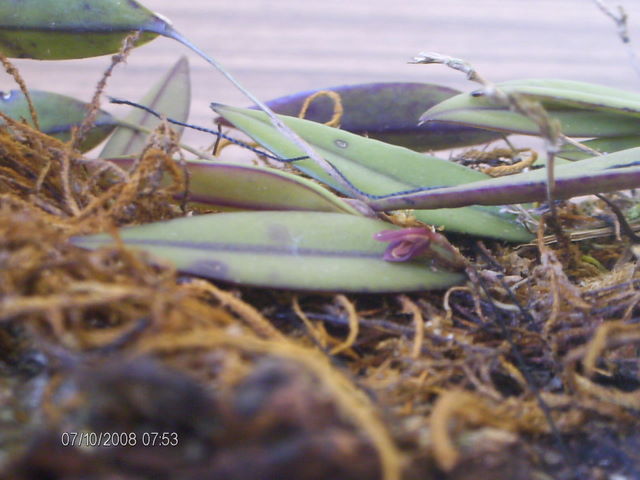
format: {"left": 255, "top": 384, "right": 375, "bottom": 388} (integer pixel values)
{"left": 374, "top": 227, "right": 433, "bottom": 262}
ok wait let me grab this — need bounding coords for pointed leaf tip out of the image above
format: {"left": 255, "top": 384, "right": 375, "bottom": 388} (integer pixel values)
{"left": 102, "top": 56, "right": 191, "bottom": 158}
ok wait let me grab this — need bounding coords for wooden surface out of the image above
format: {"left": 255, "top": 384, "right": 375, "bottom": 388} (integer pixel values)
{"left": 3, "top": 0, "right": 640, "bottom": 149}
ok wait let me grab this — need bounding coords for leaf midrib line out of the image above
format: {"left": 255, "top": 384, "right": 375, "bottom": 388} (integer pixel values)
{"left": 76, "top": 238, "right": 388, "bottom": 259}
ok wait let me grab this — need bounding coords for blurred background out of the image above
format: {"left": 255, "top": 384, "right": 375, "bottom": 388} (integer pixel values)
{"left": 3, "top": 0, "right": 640, "bottom": 149}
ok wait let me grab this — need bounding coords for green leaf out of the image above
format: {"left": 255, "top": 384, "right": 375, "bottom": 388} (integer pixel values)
{"left": 212, "top": 104, "right": 532, "bottom": 242}
{"left": 109, "top": 158, "right": 361, "bottom": 214}
{"left": 72, "top": 211, "right": 465, "bottom": 292}
{"left": 101, "top": 56, "right": 191, "bottom": 158}
{"left": 0, "top": 0, "right": 173, "bottom": 59}
{"left": 186, "top": 162, "right": 361, "bottom": 214}
{"left": 496, "top": 79, "right": 640, "bottom": 115}
{"left": 558, "top": 136, "right": 640, "bottom": 161}
{"left": 422, "top": 79, "right": 640, "bottom": 137}
{"left": 0, "top": 89, "right": 117, "bottom": 151}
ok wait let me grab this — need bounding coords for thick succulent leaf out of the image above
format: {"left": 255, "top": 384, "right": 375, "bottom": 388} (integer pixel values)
{"left": 558, "top": 136, "right": 640, "bottom": 161}
{"left": 422, "top": 78, "right": 640, "bottom": 137}
{"left": 109, "top": 158, "right": 359, "bottom": 214}
{"left": 101, "top": 56, "right": 191, "bottom": 158}
{"left": 423, "top": 98, "right": 640, "bottom": 137}
{"left": 186, "top": 162, "right": 360, "bottom": 213}
{"left": 370, "top": 146, "right": 640, "bottom": 211}
{"left": 73, "top": 211, "right": 465, "bottom": 292}
{"left": 212, "top": 104, "right": 532, "bottom": 242}
{"left": 252, "top": 83, "right": 501, "bottom": 151}
{"left": 0, "top": 89, "right": 117, "bottom": 151}
{"left": 496, "top": 79, "right": 640, "bottom": 115}
{"left": 0, "top": 0, "right": 173, "bottom": 59}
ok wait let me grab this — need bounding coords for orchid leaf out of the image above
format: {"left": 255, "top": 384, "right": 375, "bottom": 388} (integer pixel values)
{"left": 558, "top": 136, "right": 640, "bottom": 161}
{"left": 0, "top": 0, "right": 173, "bottom": 59}
{"left": 252, "top": 83, "right": 501, "bottom": 151}
{"left": 496, "top": 79, "right": 640, "bottom": 115}
{"left": 370, "top": 146, "right": 640, "bottom": 211}
{"left": 101, "top": 56, "right": 191, "bottom": 158}
{"left": 109, "top": 158, "right": 360, "bottom": 214}
{"left": 0, "top": 89, "right": 117, "bottom": 152}
{"left": 424, "top": 105, "right": 640, "bottom": 137}
{"left": 185, "top": 162, "right": 360, "bottom": 214}
{"left": 72, "top": 212, "right": 465, "bottom": 292}
{"left": 212, "top": 104, "right": 532, "bottom": 242}
{"left": 422, "top": 79, "right": 640, "bottom": 137}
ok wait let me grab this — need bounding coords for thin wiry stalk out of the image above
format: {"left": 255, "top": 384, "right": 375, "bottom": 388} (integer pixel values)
{"left": 594, "top": 0, "right": 640, "bottom": 80}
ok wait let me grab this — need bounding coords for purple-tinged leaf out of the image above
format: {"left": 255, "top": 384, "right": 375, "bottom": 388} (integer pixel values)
{"left": 370, "top": 146, "right": 640, "bottom": 211}
{"left": 72, "top": 211, "right": 465, "bottom": 292}
{"left": 186, "top": 161, "right": 359, "bottom": 213}
{"left": 220, "top": 83, "right": 501, "bottom": 151}
{"left": 108, "top": 158, "right": 359, "bottom": 214}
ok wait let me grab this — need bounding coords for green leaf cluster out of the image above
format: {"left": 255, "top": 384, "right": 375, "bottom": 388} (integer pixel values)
{"left": 3, "top": 1, "right": 640, "bottom": 292}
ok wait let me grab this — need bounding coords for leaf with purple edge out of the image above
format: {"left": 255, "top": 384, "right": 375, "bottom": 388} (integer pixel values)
{"left": 247, "top": 82, "right": 502, "bottom": 151}
{"left": 369, "top": 146, "right": 640, "bottom": 211}
{"left": 107, "top": 157, "right": 360, "bottom": 214}
{"left": 72, "top": 211, "right": 465, "bottom": 293}
{"left": 185, "top": 161, "right": 361, "bottom": 213}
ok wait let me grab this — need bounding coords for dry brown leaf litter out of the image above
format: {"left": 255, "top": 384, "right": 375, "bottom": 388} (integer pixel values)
{"left": 0, "top": 91, "right": 638, "bottom": 480}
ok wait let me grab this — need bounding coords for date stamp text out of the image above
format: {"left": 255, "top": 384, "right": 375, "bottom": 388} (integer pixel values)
{"left": 61, "top": 431, "right": 178, "bottom": 448}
